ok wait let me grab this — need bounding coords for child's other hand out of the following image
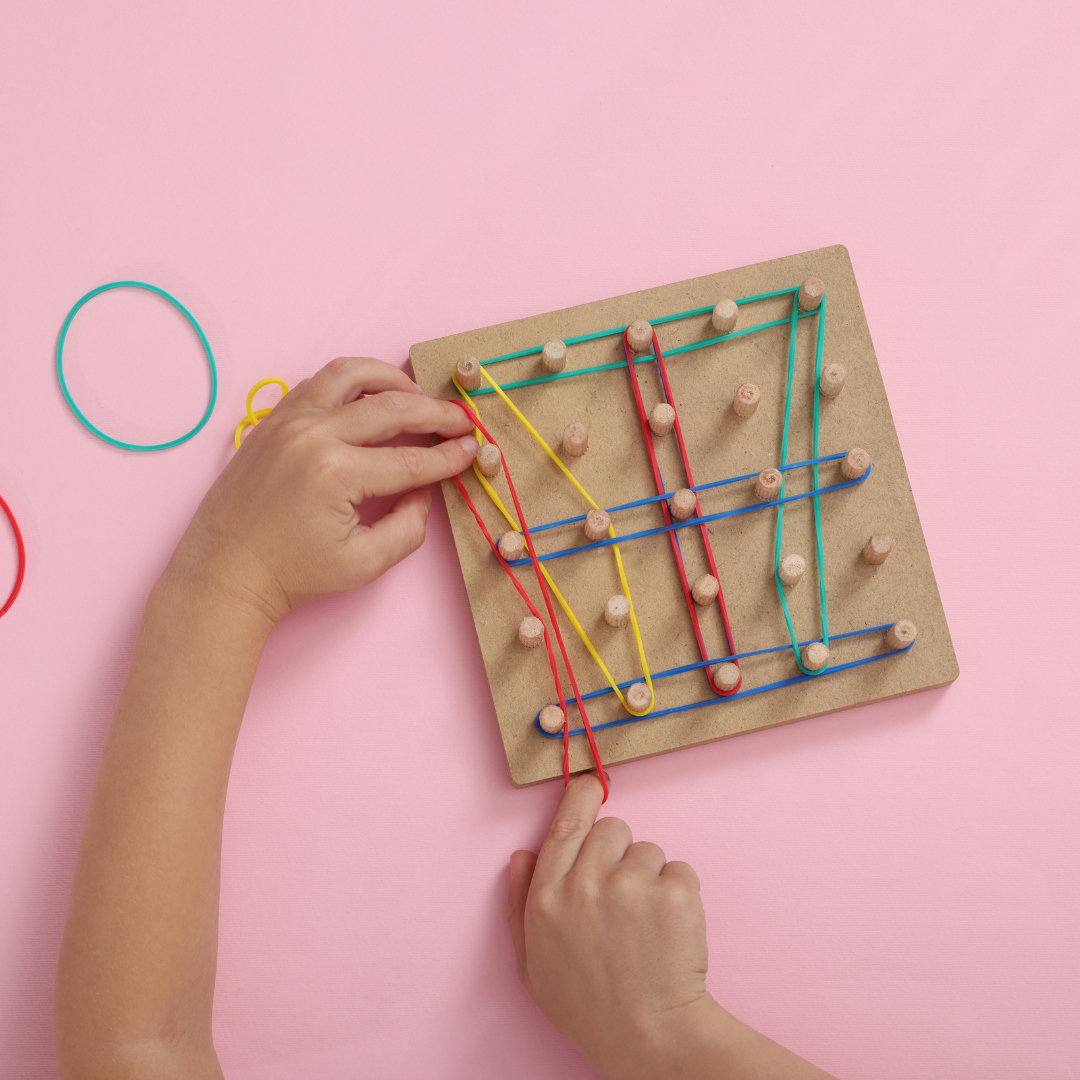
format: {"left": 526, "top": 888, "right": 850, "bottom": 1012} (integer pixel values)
{"left": 507, "top": 773, "right": 716, "bottom": 1078}
{"left": 169, "top": 357, "right": 477, "bottom": 623}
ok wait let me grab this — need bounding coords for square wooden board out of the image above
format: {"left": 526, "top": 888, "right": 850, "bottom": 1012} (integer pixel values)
{"left": 410, "top": 245, "right": 958, "bottom": 787}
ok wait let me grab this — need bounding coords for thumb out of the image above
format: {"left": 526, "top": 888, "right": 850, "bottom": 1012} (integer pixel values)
{"left": 507, "top": 848, "right": 538, "bottom": 988}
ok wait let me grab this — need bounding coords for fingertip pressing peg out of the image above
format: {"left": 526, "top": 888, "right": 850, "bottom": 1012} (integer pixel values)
{"left": 541, "top": 339, "right": 567, "bottom": 373}
{"left": 563, "top": 422, "right": 589, "bottom": 457}
{"left": 819, "top": 362, "right": 847, "bottom": 398}
{"left": 604, "top": 594, "right": 631, "bottom": 627}
{"left": 755, "top": 468, "right": 782, "bottom": 501}
{"left": 863, "top": 534, "right": 893, "bottom": 565}
{"left": 476, "top": 443, "right": 502, "bottom": 477}
{"left": 778, "top": 554, "right": 806, "bottom": 586}
{"left": 538, "top": 704, "right": 565, "bottom": 733}
{"left": 455, "top": 355, "right": 482, "bottom": 391}
{"left": 649, "top": 402, "right": 676, "bottom": 436}
{"left": 711, "top": 298, "right": 738, "bottom": 334}
{"left": 626, "top": 319, "right": 653, "bottom": 354}
{"left": 519, "top": 616, "right": 544, "bottom": 649}
{"left": 841, "top": 448, "right": 870, "bottom": 480}
{"left": 733, "top": 383, "right": 760, "bottom": 418}
{"left": 798, "top": 278, "right": 825, "bottom": 313}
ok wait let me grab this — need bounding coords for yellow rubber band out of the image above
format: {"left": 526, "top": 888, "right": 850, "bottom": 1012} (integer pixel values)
{"left": 452, "top": 367, "right": 654, "bottom": 716}
{"left": 234, "top": 377, "right": 290, "bottom": 448}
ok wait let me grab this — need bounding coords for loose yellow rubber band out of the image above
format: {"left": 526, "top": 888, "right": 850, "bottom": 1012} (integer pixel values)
{"left": 452, "top": 366, "right": 654, "bottom": 717}
{"left": 234, "top": 377, "right": 290, "bottom": 448}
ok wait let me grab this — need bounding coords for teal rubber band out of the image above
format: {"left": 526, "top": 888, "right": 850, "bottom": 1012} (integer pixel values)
{"left": 56, "top": 281, "right": 218, "bottom": 451}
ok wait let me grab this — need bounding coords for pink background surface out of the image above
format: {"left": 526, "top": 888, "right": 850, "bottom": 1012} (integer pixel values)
{"left": 1, "top": 1, "right": 1077, "bottom": 1076}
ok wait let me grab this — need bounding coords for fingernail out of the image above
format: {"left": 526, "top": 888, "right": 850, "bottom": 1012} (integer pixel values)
{"left": 457, "top": 435, "right": 479, "bottom": 457}
{"left": 424, "top": 489, "right": 433, "bottom": 512}
{"left": 409, "top": 381, "right": 424, "bottom": 394}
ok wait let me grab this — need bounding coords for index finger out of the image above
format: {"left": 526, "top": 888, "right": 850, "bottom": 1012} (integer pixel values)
{"left": 296, "top": 357, "right": 421, "bottom": 408}
{"left": 323, "top": 390, "right": 475, "bottom": 446}
{"left": 531, "top": 773, "right": 606, "bottom": 888}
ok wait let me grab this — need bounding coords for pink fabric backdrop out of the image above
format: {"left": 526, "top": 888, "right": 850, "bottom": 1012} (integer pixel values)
{"left": 1, "top": 1, "right": 1077, "bottom": 1075}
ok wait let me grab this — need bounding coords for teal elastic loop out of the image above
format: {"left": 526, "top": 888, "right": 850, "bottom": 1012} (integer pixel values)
{"left": 56, "top": 281, "right": 218, "bottom": 451}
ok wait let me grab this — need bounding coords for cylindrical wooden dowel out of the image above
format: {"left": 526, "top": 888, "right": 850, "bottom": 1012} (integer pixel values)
{"left": 755, "top": 468, "right": 782, "bottom": 501}
{"left": 626, "top": 682, "right": 653, "bottom": 712}
{"left": 584, "top": 508, "right": 610, "bottom": 542}
{"left": 538, "top": 705, "right": 565, "bottom": 734}
{"left": 541, "top": 339, "right": 567, "bottom": 373}
{"left": 649, "top": 402, "right": 676, "bottom": 436}
{"left": 455, "top": 355, "right": 482, "bottom": 391}
{"left": 712, "top": 662, "right": 741, "bottom": 693}
{"left": 497, "top": 531, "right": 524, "bottom": 562}
{"left": 841, "top": 447, "right": 871, "bottom": 480}
{"left": 563, "top": 422, "right": 589, "bottom": 457}
{"left": 476, "top": 443, "right": 502, "bottom": 478}
{"left": 692, "top": 574, "right": 719, "bottom": 606}
{"left": 885, "top": 620, "right": 917, "bottom": 650}
{"left": 779, "top": 554, "right": 806, "bottom": 586}
{"left": 711, "top": 298, "right": 738, "bottom": 334}
{"left": 519, "top": 616, "right": 544, "bottom": 649}
{"left": 802, "top": 642, "right": 830, "bottom": 671}
{"left": 604, "top": 594, "right": 631, "bottom": 627}
{"left": 625, "top": 318, "right": 653, "bottom": 354}
{"left": 819, "top": 362, "right": 847, "bottom": 398}
{"left": 733, "top": 382, "right": 760, "bottom": 418}
{"left": 863, "top": 534, "right": 893, "bottom": 565}
{"left": 669, "top": 488, "right": 697, "bottom": 521}
{"left": 798, "top": 277, "right": 825, "bottom": 313}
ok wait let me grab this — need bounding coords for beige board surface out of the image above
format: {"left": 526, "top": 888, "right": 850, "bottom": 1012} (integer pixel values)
{"left": 410, "top": 245, "right": 958, "bottom": 787}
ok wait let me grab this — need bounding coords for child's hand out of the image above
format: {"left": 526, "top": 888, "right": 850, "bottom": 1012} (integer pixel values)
{"left": 507, "top": 773, "right": 716, "bottom": 1078}
{"left": 169, "top": 356, "right": 477, "bottom": 623}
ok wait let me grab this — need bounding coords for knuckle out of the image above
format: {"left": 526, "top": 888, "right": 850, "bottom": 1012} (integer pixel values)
{"left": 548, "top": 814, "right": 589, "bottom": 843}
{"left": 327, "top": 356, "right": 361, "bottom": 375}
{"left": 375, "top": 390, "right": 411, "bottom": 416}
{"left": 395, "top": 445, "right": 426, "bottom": 480}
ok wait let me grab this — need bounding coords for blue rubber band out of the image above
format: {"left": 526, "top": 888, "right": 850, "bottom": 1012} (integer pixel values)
{"left": 56, "top": 281, "right": 218, "bottom": 451}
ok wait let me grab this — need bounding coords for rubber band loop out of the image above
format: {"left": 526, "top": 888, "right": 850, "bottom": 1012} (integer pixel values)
{"left": 56, "top": 281, "right": 218, "bottom": 451}
{"left": 0, "top": 492, "right": 26, "bottom": 620}
{"left": 234, "top": 378, "right": 290, "bottom": 448}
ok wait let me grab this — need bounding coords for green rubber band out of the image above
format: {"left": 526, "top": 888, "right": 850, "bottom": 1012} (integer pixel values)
{"left": 56, "top": 281, "right": 218, "bottom": 451}
{"left": 772, "top": 292, "right": 829, "bottom": 674}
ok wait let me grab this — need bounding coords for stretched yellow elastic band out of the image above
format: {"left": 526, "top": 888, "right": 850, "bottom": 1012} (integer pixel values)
{"left": 452, "top": 366, "right": 654, "bottom": 716}
{"left": 234, "top": 378, "right": 289, "bottom": 448}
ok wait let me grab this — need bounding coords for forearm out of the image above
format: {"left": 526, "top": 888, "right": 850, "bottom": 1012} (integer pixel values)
{"left": 55, "top": 566, "right": 274, "bottom": 1079}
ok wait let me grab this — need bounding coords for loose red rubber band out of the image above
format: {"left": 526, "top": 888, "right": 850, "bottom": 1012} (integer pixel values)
{"left": 447, "top": 401, "right": 609, "bottom": 801}
{"left": 0, "top": 493, "right": 26, "bottom": 620}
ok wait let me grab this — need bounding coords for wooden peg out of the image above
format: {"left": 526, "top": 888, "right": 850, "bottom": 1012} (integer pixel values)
{"left": 538, "top": 704, "right": 565, "bottom": 733}
{"left": 691, "top": 574, "right": 719, "bottom": 606}
{"left": 541, "top": 339, "right": 567, "bottom": 373}
{"left": 604, "top": 594, "right": 631, "bottom": 627}
{"left": 563, "top": 422, "right": 589, "bottom": 457}
{"left": 733, "top": 383, "right": 760, "bottom": 418}
{"left": 711, "top": 298, "right": 738, "bottom": 334}
{"left": 584, "top": 508, "right": 610, "bottom": 542}
{"left": 885, "top": 620, "right": 917, "bottom": 650}
{"left": 802, "top": 642, "right": 830, "bottom": 671}
{"left": 649, "top": 402, "right": 676, "bottom": 436}
{"left": 626, "top": 319, "right": 653, "bottom": 353}
{"left": 476, "top": 443, "right": 502, "bottom": 478}
{"left": 755, "top": 468, "right": 782, "bottom": 501}
{"left": 863, "top": 534, "right": 893, "bottom": 565}
{"left": 669, "top": 488, "right": 697, "bottom": 521}
{"left": 498, "top": 531, "right": 525, "bottom": 562}
{"left": 712, "top": 662, "right": 741, "bottom": 693}
{"left": 841, "top": 447, "right": 870, "bottom": 480}
{"left": 518, "top": 616, "right": 544, "bottom": 649}
{"left": 455, "top": 355, "right": 482, "bottom": 391}
{"left": 626, "top": 682, "right": 653, "bottom": 712}
{"left": 779, "top": 554, "right": 806, "bottom": 585}
{"left": 819, "top": 362, "right": 847, "bottom": 398}
{"left": 798, "top": 277, "right": 825, "bottom": 313}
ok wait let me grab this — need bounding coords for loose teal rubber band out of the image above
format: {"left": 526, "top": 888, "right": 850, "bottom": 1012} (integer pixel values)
{"left": 56, "top": 281, "right": 218, "bottom": 451}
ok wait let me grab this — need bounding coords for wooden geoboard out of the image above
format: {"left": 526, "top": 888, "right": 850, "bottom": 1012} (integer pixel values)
{"left": 410, "top": 246, "right": 958, "bottom": 787}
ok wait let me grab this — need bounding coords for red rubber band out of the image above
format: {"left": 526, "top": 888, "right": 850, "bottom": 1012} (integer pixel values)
{"left": 0, "top": 493, "right": 26, "bottom": 620}
{"left": 622, "top": 328, "right": 741, "bottom": 694}
{"left": 447, "top": 402, "right": 609, "bottom": 801}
